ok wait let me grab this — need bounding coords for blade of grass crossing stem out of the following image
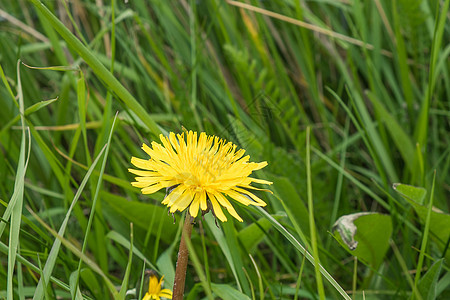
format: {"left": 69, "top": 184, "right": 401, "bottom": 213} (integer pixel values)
{"left": 33, "top": 145, "right": 107, "bottom": 300}
{"left": 414, "top": 172, "right": 437, "bottom": 296}
{"left": 249, "top": 254, "right": 263, "bottom": 300}
{"left": 27, "top": 207, "right": 117, "bottom": 297}
{"left": 252, "top": 206, "right": 351, "bottom": 300}
{"left": 241, "top": 268, "right": 255, "bottom": 300}
{"left": 7, "top": 61, "right": 31, "bottom": 300}
{"left": 306, "top": 127, "right": 325, "bottom": 299}
{"left": 118, "top": 224, "right": 134, "bottom": 300}
{"left": 415, "top": 0, "right": 450, "bottom": 149}
{"left": 276, "top": 194, "right": 311, "bottom": 250}
{"left": 29, "top": 0, "right": 161, "bottom": 136}
{"left": 75, "top": 113, "right": 118, "bottom": 294}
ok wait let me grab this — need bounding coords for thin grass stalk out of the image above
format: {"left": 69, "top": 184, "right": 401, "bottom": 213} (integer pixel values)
{"left": 306, "top": 127, "right": 325, "bottom": 299}
{"left": 29, "top": 0, "right": 161, "bottom": 136}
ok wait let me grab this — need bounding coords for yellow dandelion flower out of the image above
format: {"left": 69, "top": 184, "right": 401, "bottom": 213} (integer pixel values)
{"left": 129, "top": 131, "right": 272, "bottom": 222}
{"left": 142, "top": 274, "right": 172, "bottom": 300}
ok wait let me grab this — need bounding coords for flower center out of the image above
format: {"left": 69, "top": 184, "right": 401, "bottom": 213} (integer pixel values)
{"left": 179, "top": 148, "right": 231, "bottom": 189}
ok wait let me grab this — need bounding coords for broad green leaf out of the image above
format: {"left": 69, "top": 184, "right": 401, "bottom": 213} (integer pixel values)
{"left": 393, "top": 183, "right": 450, "bottom": 263}
{"left": 238, "top": 218, "right": 271, "bottom": 253}
{"left": 68, "top": 270, "right": 83, "bottom": 299}
{"left": 79, "top": 269, "right": 101, "bottom": 300}
{"left": 418, "top": 259, "right": 444, "bottom": 300}
{"left": 101, "top": 192, "right": 178, "bottom": 244}
{"left": 393, "top": 183, "right": 427, "bottom": 205}
{"left": 270, "top": 175, "right": 310, "bottom": 235}
{"left": 204, "top": 213, "right": 242, "bottom": 293}
{"left": 436, "top": 270, "right": 450, "bottom": 297}
{"left": 333, "top": 212, "right": 392, "bottom": 268}
{"left": 211, "top": 283, "right": 251, "bottom": 300}
{"left": 222, "top": 218, "right": 250, "bottom": 294}
{"left": 156, "top": 245, "right": 176, "bottom": 289}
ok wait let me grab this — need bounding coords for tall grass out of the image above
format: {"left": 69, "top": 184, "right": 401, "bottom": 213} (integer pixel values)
{"left": 1, "top": 0, "right": 449, "bottom": 299}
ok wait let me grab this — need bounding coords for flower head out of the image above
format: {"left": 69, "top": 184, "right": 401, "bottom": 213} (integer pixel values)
{"left": 129, "top": 131, "right": 272, "bottom": 222}
{"left": 142, "top": 274, "right": 172, "bottom": 300}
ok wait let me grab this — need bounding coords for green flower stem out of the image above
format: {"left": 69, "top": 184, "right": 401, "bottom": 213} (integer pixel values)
{"left": 173, "top": 213, "right": 193, "bottom": 300}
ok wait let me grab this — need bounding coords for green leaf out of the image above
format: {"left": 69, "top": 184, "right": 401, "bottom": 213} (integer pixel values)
{"left": 393, "top": 183, "right": 450, "bottom": 263}
{"left": 203, "top": 214, "right": 242, "bottom": 293}
{"left": 211, "top": 283, "right": 251, "bottom": 300}
{"left": 417, "top": 259, "right": 444, "bottom": 300}
{"left": 393, "top": 183, "right": 427, "bottom": 205}
{"left": 333, "top": 212, "right": 392, "bottom": 268}
{"left": 156, "top": 245, "right": 176, "bottom": 289}
{"left": 237, "top": 218, "right": 271, "bottom": 253}
{"left": 270, "top": 175, "right": 310, "bottom": 237}
{"left": 101, "top": 192, "right": 178, "bottom": 244}
{"left": 68, "top": 270, "right": 83, "bottom": 299}
{"left": 79, "top": 269, "right": 101, "bottom": 299}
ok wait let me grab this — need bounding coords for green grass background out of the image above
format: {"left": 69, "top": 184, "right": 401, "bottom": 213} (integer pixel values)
{"left": 0, "top": 0, "right": 449, "bottom": 299}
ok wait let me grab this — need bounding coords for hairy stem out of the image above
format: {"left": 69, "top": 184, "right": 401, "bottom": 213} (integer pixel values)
{"left": 172, "top": 213, "right": 193, "bottom": 300}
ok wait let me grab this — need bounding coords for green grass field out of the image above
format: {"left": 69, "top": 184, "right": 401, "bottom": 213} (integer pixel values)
{"left": 1, "top": 0, "right": 449, "bottom": 299}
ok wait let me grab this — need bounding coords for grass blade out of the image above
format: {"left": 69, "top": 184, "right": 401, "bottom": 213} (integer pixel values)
{"left": 6, "top": 61, "right": 30, "bottom": 300}
{"left": 253, "top": 206, "right": 351, "bottom": 300}
{"left": 306, "top": 127, "right": 325, "bottom": 299}
{"left": 32, "top": 144, "right": 107, "bottom": 300}
{"left": 29, "top": 0, "right": 161, "bottom": 135}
